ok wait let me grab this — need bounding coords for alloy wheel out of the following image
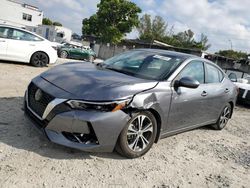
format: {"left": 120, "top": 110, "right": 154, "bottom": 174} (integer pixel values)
{"left": 60, "top": 51, "right": 68, "bottom": 58}
{"left": 33, "top": 53, "right": 47, "bottom": 66}
{"left": 219, "top": 106, "right": 231, "bottom": 128}
{"left": 127, "top": 115, "right": 154, "bottom": 152}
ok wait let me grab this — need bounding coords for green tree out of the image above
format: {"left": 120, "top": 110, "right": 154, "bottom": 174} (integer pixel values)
{"left": 53, "top": 22, "right": 62, "bottom": 26}
{"left": 170, "top": 30, "right": 211, "bottom": 50}
{"left": 193, "top": 33, "right": 211, "bottom": 51}
{"left": 42, "top": 18, "right": 52, "bottom": 25}
{"left": 215, "top": 50, "right": 247, "bottom": 59}
{"left": 43, "top": 18, "right": 62, "bottom": 26}
{"left": 82, "top": 0, "right": 141, "bottom": 44}
{"left": 137, "top": 14, "right": 167, "bottom": 42}
{"left": 82, "top": 14, "right": 99, "bottom": 36}
{"left": 137, "top": 14, "right": 211, "bottom": 50}
{"left": 173, "top": 29, "right": 195, "bottom": 48}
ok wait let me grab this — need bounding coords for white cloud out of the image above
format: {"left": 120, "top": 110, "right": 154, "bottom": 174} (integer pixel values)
{"left": 156, "top": 0, "right": 250, "bottom": 52}
{"left": 21, "top": 0, "right": 99, "bottom": 34}
{"left": 126, "top": 29, "right": 139, "bottom": 39}
{"left": 143, "top": 0, "right": 156, "bottom": 7}
{"left": 18, "top": 0, "right": 250, "bottom": 52}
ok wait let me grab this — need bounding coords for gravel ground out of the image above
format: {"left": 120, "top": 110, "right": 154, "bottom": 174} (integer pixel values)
{"left": 0, "top": 59, "right": 249, "bottom": 188}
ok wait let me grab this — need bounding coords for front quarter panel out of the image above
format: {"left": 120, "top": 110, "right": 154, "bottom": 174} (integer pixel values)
{"left": 130, "top": 81, "right": 172, "bottom": 133}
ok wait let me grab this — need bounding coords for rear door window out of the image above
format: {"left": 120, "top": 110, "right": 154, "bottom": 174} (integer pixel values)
{"left": 9, "top": 29, "right": 43, "bottom": 41}
{"left": 205, "top": 63, "right": 222, "bottom": 83}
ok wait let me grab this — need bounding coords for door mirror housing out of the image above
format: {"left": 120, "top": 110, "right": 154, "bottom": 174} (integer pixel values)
{"left": 174, "top": 77, "right": 200, "bottom": 89}
{"left": 228, "top": 73, "right": 237, "bottom": 82}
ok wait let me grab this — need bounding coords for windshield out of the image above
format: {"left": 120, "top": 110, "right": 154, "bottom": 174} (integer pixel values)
{"left": 102, "top": 50, "right": 185, "bottom": 80}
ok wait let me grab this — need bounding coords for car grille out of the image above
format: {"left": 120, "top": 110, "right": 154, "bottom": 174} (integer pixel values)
{"left": 25, "top": 103, "right": 48, "bottom": 129}
{"left": 27, "top": 82, "right": 55, "bottom": 118}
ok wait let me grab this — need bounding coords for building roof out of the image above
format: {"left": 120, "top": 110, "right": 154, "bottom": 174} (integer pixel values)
{"left": 8, "top": 0, "right": 41, "bottom": 12}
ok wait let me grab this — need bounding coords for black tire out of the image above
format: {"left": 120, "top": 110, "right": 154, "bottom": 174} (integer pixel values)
{"left": 60, "top": 51, "right": 68, "bottom": 59}
{"left": 116, "top": 111, "right": 157, "bottom": 158}
{"left": 212, "top": 103, "right": 232, "bottom": 130}
{"left": 30, "top": 52, "right": 49, "bottom": 67}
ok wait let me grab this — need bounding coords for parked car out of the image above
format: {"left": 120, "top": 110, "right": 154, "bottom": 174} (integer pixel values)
{"left": 58, "top": 42, "right": 96, "bottom": 62}
{"left": 0, "top": 24, "right": 58, "bottom": 67}
{"left": 24, "top": 49, "right": 238, "bottom": 158}
{"left": 226, "top": 69, "right": 250, "bottom": 105}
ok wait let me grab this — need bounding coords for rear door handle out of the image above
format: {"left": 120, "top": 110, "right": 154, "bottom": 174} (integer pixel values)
{"left": 0, "top": 40, "right": 6, "bottom": 42}
{"left": 201, "top": 91, "right": 207, "bottom": 97}
{"left": 225, "top": 88, "right": 229, "bottom": 93}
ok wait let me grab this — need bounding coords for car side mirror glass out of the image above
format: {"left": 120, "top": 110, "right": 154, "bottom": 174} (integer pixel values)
{"left": 228, "top": 73, "right": 237, "bottom": 82}
{"left": 174, "top": 77, "right": 200, "bottom": 89}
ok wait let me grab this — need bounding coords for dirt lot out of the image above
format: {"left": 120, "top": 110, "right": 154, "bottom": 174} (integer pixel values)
{"left": 0, "top": 59, "right": 249, "bottom": 188}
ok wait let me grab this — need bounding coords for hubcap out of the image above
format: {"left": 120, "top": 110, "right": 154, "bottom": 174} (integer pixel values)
{"left": 127, "top": 115, "right": 153, "bottom": 152}
{"left": 219, "top": 106, "right": 230, "bottom": 128}
{"left": 34, "top": 53, "right": 46, "bottom": 66}
{"left": 61, "top": 51, "right": 67, "bottom": 58}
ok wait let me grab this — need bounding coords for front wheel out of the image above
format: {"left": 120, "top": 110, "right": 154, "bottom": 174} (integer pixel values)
{"left": 116, "top": 111, "right": 157, "bottom": 158}
{"left": 212, "top": 103, "right": 232, "bottom": 130}
{"left": 30, "top": 52, "right": 49, "bottom": 67}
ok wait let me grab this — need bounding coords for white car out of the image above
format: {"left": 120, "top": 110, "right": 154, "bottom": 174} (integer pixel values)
{"left": 0, "top": 25, "right": 58, "bottom": 67}
{"left": 228, "top": 72, "right": 250, "bottom": 105}
{"left": 234, "top": 77, "right": 250, "bottom": 104}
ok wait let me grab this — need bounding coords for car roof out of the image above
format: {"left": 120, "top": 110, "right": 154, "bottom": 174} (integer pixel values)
{"left": 134, "top": 48, "right": 197, "bottom": 59}
{"left": 0, "top": 24, "right": 25, "bottom": 30}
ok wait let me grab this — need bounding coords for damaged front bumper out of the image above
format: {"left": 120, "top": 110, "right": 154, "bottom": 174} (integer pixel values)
{"left": 24, "top": 96, "right": 130, "bottom": 152}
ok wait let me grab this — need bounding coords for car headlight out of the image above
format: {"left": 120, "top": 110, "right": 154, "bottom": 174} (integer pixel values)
{"left": 66, "top": 99, "right": 131, "bottom": 112}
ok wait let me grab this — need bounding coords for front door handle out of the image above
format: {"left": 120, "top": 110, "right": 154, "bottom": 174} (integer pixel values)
{"left": 201, "top": 91, "right": 207, "bottom": 97}
{"left": 225, "top": 88, "right": 229, "bottom": 93}
{"left": 0, "top": 40, "right": 6, "bottom": 42}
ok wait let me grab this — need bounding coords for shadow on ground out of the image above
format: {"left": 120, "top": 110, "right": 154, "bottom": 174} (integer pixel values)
{"left": 1, "top": 97, "right": 249, "bottom": 161}
{"left": 0, "top": 97, "right": 124, "bottom": 160}
{"left": 0, "top": 60, "right": 33, "bottom": 67}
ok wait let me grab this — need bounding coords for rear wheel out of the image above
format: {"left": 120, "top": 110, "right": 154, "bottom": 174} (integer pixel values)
{"left": 116, "top": 111, "right": 157, "bottom": 158}
{"left": 60, "top": 51, "right": 68, "bottom": 59}
{"left": 30, "top": 52, "right": 49, "bottom": 67}
{"left": 212, "top": 103, "right": 232, "bottom": 130}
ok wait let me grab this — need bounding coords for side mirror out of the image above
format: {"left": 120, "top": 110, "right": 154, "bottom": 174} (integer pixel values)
{"left": 174, "top": 77, "right": 200, "bottom": 89}
{"left": 228, "top": 73, "right": 237, "bottom": 82}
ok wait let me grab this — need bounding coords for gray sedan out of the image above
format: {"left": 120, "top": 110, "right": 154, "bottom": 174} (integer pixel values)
{"left": 24, "top": 49, "right": 238, "bottom": 158}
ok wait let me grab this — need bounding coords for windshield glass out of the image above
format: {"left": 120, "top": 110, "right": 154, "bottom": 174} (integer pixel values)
{"left": 102, "top": 50, "right": 185, "bottom": 80}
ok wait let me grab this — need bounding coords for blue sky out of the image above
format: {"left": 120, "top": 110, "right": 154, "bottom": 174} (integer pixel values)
{"left": 19, "top": 0, "right": 250, "bottom": 53}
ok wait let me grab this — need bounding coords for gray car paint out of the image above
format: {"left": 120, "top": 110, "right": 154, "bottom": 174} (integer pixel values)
{"left": 45, "top": 110, "right": 130, "bottom": 152}
{"left": 24, "top": 50, "right": 238, "bottom": 152}
{"left": 40, "top": 62, "right": 158, "bottom": 101}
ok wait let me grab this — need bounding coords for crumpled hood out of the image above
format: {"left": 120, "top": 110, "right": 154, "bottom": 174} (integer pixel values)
{"left": 40, "top": 62, "right": 158, "bottom": 101}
